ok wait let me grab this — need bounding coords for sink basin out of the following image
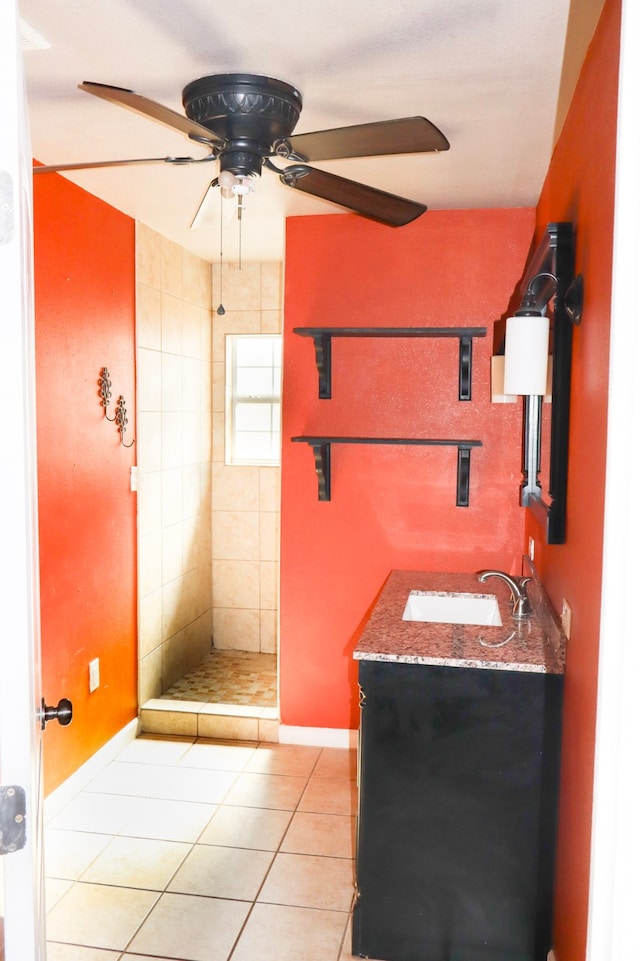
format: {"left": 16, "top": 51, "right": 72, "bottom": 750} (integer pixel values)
{"left": 402, "top": 590, "right": 502, "bottom": 626}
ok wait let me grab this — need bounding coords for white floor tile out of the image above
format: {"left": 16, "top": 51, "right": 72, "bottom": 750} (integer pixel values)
{"left": 47, "top": 944, "right": 121, "bottom": 961}
{"left": 222, "top": 771, "right": 307, "bottom": 810}
{"left": 298, "top": 776, "right": 359, "bottom": 816}
{"left": 86, "top": 760, "right": 239, "bottom": 803}
{"left": 199, "top": 804, "right": 292, "bottom": 851}
{"left": 230, "top": 902, "right": 348, "bottom": 961}
{"left": 281, "top": 811, "right": 356, "bottom": 859}
{"left": 116, "top": 734, "right": 194, "bottom": 765}
{"left": 259, "top": 851, "right": 355, "bottom": 911}
{"left": 47, "top": 791, "right": 133, "bottom": 834}
{"left": 46, "top": 881, "right": 159, "bottom": 951}
{"left": 44, "top": 737, "right": 360, "bottom": 961}
{"left": 80, "top": 835, "right": 191, "bottom": 890}
{"left": 168, "top": 843, "right": 273, "bottom": 900}
{"left": 178, "top": 739, "right": 258, "bottom": 771}
{"left": 45, "top": 829, "right": 112, "bottom": 880}
{"left": 128, "top": 891, "right": 251, "bottom": 961}
{"left": 118, "top": 794, "right": 217, "bottom": 842}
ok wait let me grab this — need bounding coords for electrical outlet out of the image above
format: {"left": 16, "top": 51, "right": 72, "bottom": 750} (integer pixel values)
{"left": 89, "top": 658, "right": 100, "bottom": 693}
{"left": 561, "top": 600, "right": 572, "bottom": 639}
{"left": 528, "top": 537, "right": 535, "bottom": 561}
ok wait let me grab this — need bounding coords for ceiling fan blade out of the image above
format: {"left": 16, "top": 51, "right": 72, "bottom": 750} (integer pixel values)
{"left": 79, "top": 81, "right": 223, "bottom": 146}
{"left": 280, "top": 165, "right": 426, "bottom": 227}
{"left": 34, "top": 155, "right": 209, "bottom": 174}
{"left": 285, "top": 117, "right": 449, "bottom": 162}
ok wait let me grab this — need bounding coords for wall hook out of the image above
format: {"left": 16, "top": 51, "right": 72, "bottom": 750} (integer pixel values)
{"left": 98, "top": 367, "right": 116, "bottom": 421}
{"left": 114, "top": 395, "right": 135, "bottom": 447}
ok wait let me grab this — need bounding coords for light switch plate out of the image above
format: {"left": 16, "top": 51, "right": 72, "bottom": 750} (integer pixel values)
{"left": 89, "top": 658, "right": 100, "bottom": 692}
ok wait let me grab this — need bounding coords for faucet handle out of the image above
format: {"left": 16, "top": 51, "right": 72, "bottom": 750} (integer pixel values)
{"left": 512, "top": 577, "right": 532, "bottom": 618}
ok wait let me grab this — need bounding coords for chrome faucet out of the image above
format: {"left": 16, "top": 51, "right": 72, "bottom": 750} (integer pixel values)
{"left": 476, "top": 570, "right": 532, "bottom": 619}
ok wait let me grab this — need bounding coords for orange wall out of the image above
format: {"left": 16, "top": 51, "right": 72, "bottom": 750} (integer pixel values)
{"left": 34, "top": 172, "right": 138, "bottom": 794}
{"left": 530, "top": 1, "right": 620, "bottom": 958}
{"left": 280, "top": 207, "right": 534, "bottom": 730}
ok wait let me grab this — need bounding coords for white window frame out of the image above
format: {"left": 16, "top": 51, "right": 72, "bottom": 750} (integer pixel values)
{"left": 225, "top": 333, "right": 282, "bottom": 466}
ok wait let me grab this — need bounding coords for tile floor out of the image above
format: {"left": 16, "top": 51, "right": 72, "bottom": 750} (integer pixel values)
{"left": 45, "top": 736, "right": 361, "bottom": 961}
{"left": 160, "top": 651, "right": 277, "bottom": 708}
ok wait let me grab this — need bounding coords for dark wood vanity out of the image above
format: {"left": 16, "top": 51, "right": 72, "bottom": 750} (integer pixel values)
{"left": 352, "top": 569, "right": 565, "bottom": 961}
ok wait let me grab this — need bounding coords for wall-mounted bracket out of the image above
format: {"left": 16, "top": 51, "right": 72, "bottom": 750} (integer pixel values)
{"left": 291, "top": 435, "right": 482, "bottom": 505}
{"left": 294, "top": 327, "right": 487, "bottom": 401}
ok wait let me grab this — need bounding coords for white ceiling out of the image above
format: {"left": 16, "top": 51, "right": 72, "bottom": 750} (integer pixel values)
{"left": 20, "top": 0, "right": 596, "bottom": 263}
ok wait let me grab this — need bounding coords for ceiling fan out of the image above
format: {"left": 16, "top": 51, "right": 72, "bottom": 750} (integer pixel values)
{"left": 34, "top": 73, "right": 450, "bottom": 228}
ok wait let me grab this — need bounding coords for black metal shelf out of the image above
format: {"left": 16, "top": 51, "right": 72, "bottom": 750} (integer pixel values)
{"left": 291, "top": 436, "right": 482, "bottom": 504}
{"left": 294, "top": 326, "right": 487, "bottom": 400}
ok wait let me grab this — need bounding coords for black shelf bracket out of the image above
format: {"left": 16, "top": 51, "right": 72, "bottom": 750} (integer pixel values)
{"left": 294, "top": 327, "right": 486, "bottom": 401}
{"left": 291, "top": 436, "right": 482, "bottom": 505}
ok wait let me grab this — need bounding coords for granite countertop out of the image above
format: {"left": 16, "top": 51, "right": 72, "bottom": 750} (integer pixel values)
{"left": 353, "top": 567, "right": 566, "bottom": 674}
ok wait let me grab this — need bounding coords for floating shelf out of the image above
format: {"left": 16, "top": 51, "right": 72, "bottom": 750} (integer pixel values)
{"left": 291, "top": 436, "right": 483, "bottom": 505}
{"left": 294, "top": 326, "right": 487, "bottom": 401}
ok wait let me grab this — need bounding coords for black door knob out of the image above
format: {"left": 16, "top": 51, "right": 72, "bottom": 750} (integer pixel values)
{"left": 41, "top": 697, "right": 73, "bottom": 730}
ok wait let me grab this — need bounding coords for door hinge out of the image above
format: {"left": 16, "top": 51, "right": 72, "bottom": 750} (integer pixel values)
{"left": 0, "top": 169, "right": 15, "bottom": 246}
{"left": 0, "top": 785, "right": 26, "bottom": 854}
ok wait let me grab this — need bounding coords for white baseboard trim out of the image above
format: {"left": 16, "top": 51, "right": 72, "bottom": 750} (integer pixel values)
{"left": 44, "top": 717, "right": 139, "bottom": 822}
{"left": 278, "top": 724, "right": 358, "bottom": 749}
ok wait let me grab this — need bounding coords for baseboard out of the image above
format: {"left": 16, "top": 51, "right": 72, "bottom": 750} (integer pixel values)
{"left": 44, "top": 717, "right": 139, "bottom": 822}
{"left": 278, "top": 724, "right": 358, "bottom": 749}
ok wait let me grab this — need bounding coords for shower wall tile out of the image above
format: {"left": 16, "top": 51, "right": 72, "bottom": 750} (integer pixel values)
{"left": 260, "top": 611, "right": 277, "bottom": 655}
{"left": 212, "top": 414, "right": 226, "bottom": 464}
{"left": 182, "top": 301, "right": 203, "bottom": 359}
{"left": 261, "top": 263, "right": 282, "bottom": 310}
{"left": 161, "top": 293, "right": 183, "bottom": 354}
{"left": 210, "top": 263, "right": 283, "bottom": 657}
{"left": 259, "top": 468, "right": 281, "bottom": 513}
{"left": 260, "top": 562, "right": 278, "bottom": 612}
{"left": 139, "top": 647, "right": 163, "bottom": 703}
{"left": 136, "top": 223, "right": 163, "bottom": 291}
{"left": 161, "top": 468, "right": 183, "bottom": 527}
{"left": 213, "top": 560, "right": 260, "bottom": 610}
{"left": 139, "top": 591, "right": 163, "bottom": 660}
{"left": 183, "top": 248, "right": 211, "bottom": 309}
{"left": 212, "top": 362, "right": 225, "bottom": 413}
{"left": 137, "top": 347, "right": 162, "bottom": 410}
{"left": 259, "top": 512, "right": 279, "bottom": 563}
{"left": 212, "top": 464, "right": 261, "bottom": 511}
{"left": 213, "top": 511, "right": 260, "bottom": 561}
{"left": 162, "top": 525, "right": 184, "bottom": 583}
{"left": 161, "top": 236, "right": 183, "bottom": 298}
{"left": 182, "top": 465, "right": 204, "bottom": 519}
{"left": 261, "top": 310, "right": 282, "bottom": 334}
{"left": 137, "top": 241, "right": 281, "bottom": 704}
{"left": 161, "top": 413, "right": 183, "bottom": 471}
{"left": 182, "top": 357, "right": 201, "bottom": 411}
{"left": 213, "top": 609, "right": 261, "bottom": 652}
{"left": 139, "top": 471, "right": 162, "bottom": 537}
{"left": 137, "top": 412, "right": 162, "bottom": 473}
{"left": 136, "top": 227, "right": 213, "bottom": 708}
{"left": 161, "top": 353, "right": 183, "bottom": 411}
{"left": 136, "top": 284, "right": 162, "bottom": 351}
{"left": 139, "top": 530, "right": 163, "bottom": 598}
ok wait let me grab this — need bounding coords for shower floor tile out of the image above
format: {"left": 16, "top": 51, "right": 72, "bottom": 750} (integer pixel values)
{"left": 160, "top": 650, "right": 277, "bottom": 707}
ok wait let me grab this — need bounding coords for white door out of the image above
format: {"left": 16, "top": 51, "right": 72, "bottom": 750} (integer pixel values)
{"left": 0, "top": 4, "right": 46, "bottom": 959}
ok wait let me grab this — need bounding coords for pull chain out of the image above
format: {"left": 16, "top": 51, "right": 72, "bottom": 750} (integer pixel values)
{"left": 216, "top": 187, "right": 225, "bottom": 315}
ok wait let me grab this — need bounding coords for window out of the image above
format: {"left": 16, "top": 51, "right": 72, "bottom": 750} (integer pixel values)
{"left": 226, "top": 334, "right": 282, "bottom": 466}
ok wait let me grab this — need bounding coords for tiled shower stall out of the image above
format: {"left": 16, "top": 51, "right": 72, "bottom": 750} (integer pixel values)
{"left": 135, "top": 223, "right": 281, "bottom": 727}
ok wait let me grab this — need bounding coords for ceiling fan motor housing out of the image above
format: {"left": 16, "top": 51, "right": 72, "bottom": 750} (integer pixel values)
{"left": 182, "top": 73, "right": 303, "bottom": 177}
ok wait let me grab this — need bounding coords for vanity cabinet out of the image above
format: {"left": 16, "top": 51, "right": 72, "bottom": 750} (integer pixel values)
{"left": 352, "top": 658, "right": 563, "bottom": 961}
